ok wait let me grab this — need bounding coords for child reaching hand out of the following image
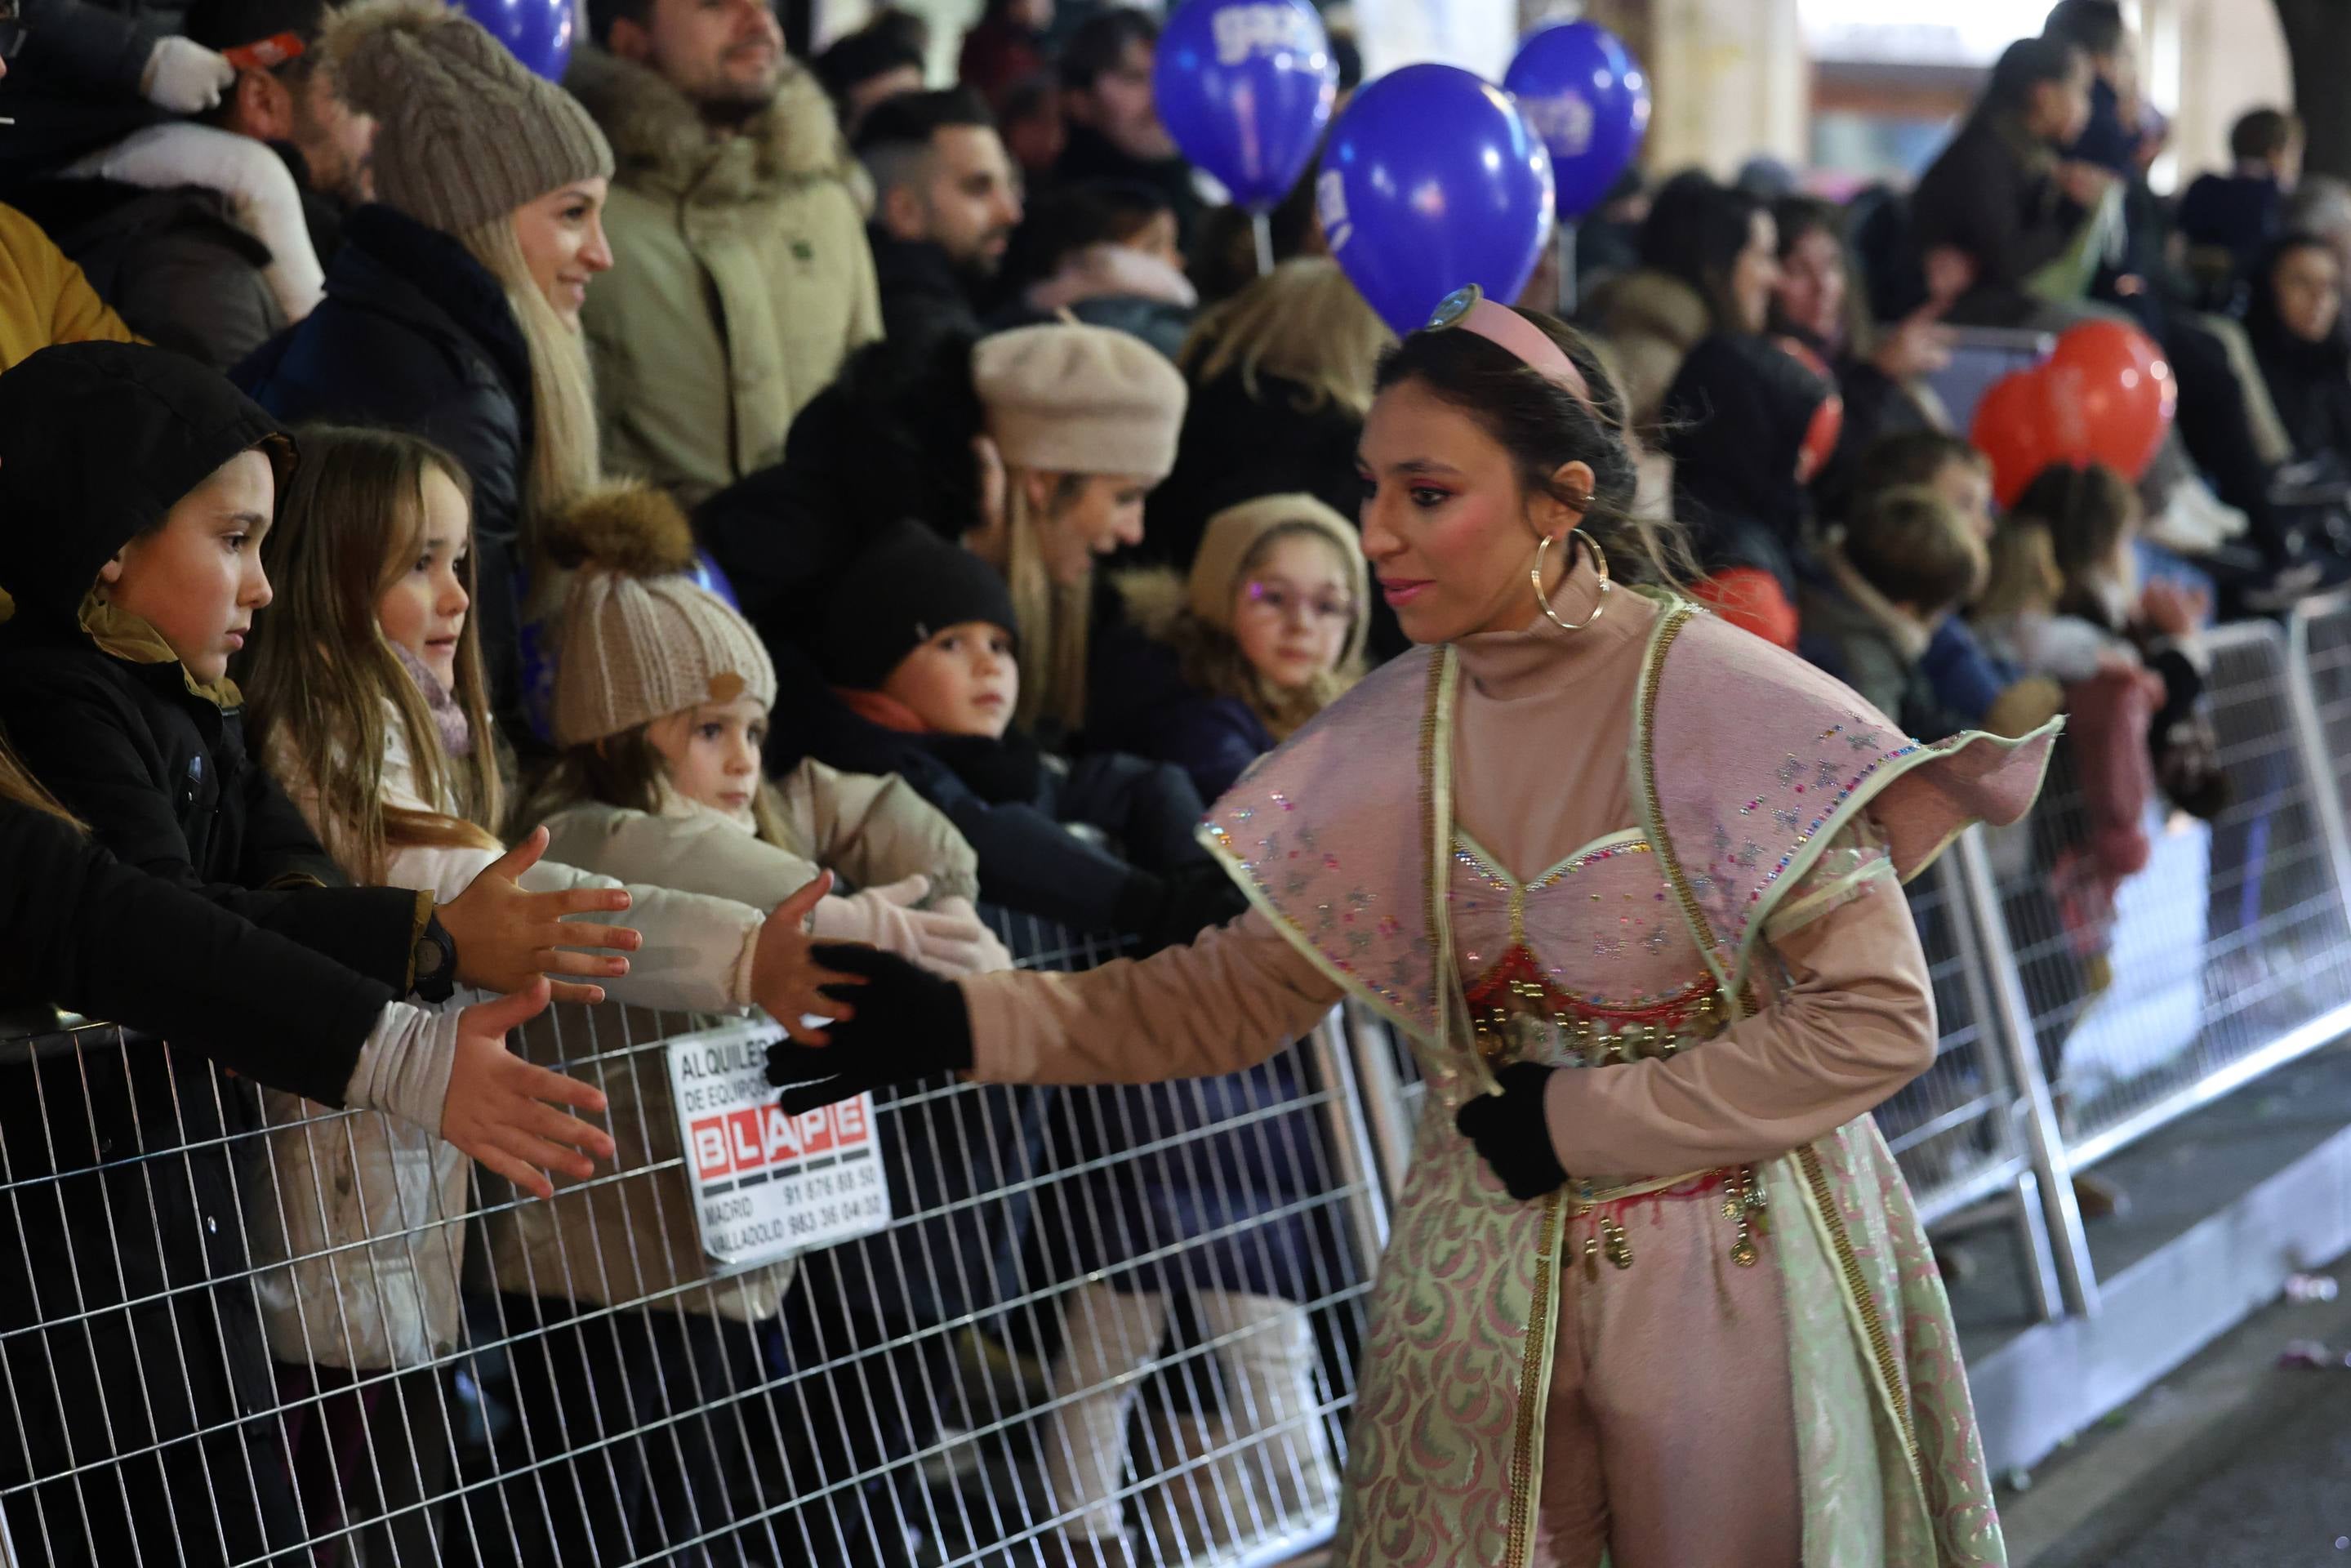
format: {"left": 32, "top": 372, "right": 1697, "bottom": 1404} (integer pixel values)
{"left": 242, "top": 425, "right": 883, "bottom": 1565}
{"left": 461, "top": 494, "right": 1016, "bottom": 1563}
{"left": 526, "top": 492, "right": 1005, "bottom": 975}
{"left": 802, "top": 524, "right": 1334, "bottom": 1561}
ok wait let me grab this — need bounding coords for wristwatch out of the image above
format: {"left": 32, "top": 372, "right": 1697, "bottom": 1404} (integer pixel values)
{"left": 412, "top": 913, "right": 457, "bottom": 1004}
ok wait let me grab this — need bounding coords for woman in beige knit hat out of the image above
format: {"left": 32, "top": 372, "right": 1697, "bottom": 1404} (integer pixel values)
{"left": 242, "top": 0, "right": 620, "bottom": 739}
{"left": 701, "top": 318, "right": 1188, "bottom": 738}
{"left": 965, "top": 321, "right": 1188, "bottom": 731}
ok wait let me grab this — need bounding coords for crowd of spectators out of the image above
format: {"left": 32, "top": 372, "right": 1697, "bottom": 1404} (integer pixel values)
{"left": 0, "top": 0, "right": 2340, "bottom": 1559}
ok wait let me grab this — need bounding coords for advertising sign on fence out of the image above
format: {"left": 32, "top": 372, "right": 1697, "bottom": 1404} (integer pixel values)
{"left": 665, "top": 1014, "right": 890, "bottom": 1268}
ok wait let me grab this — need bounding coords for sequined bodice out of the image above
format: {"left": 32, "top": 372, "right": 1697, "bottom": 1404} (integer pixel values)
{"left": 1449, "top": 828, "right": 1725, "bottom": 1067}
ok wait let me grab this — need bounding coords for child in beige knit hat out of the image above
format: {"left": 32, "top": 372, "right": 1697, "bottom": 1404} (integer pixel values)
{"left": 530, "top": 489, "right": 1010, "bottom": 978}
{"left": 1098, "top": 492, "right": 1370, "bottom": 801}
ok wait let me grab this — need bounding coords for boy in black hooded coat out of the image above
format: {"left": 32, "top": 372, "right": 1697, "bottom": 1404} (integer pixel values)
{"left": 0, "top": 343, "right": 629, "bottom": 1567}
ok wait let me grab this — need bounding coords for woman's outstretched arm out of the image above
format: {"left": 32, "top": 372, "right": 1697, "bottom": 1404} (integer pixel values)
{"left": 963, "top": 908, "right": 1347, "bottom": 1084}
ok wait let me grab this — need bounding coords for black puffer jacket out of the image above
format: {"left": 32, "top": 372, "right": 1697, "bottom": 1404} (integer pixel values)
{"left": 0, "top": 0, "right": 175, "bottom": 176}
{"left": 0, "top": 344, "right": 426, "bottom": 997}
{"left": 238, "top": 203, "right": 535, "bottom": 723}
{"left": 1138, "top": 366, "right": 1405, "bottom": 660}
{"left": 868, "top": 225, "right": 984, "bottom": 347}
{"left": 1909, "top": 109, "right": 2086, "bottom": 327}
{"left": 0, "top": 176, "right": 283, "bottom": 372}
{"left": 771, "top": 648, "right": 1234, "bottom": 942}
{"left": 1663, "top": 332, "right": 1837, "bottom": 599}
{"left": 698, "top": 330, "right": 984, "bottom": 664}
{"left": 0, "top": 345, "right": 429, "bottom": 1562}
{"left": 0, "top": 797, "right": 395, "bottom": 1088}
{"left": 1141, "top": 368, "right": 1363, "bottom": 571}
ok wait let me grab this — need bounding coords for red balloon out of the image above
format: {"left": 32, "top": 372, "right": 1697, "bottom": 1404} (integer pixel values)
{"left": 1970, "top": 320, "right": 2176, "bottom": 508}
{"left": 1970, "top": 371, "right": 2051, "bottom": 509}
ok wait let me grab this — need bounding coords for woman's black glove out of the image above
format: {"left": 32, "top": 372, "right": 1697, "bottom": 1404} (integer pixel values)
{"left": 765, "top": 943, "right": 975, "bottom": 1114}
{"left": 1453, "top": 1062, "right": 1569, "bottom": 1200}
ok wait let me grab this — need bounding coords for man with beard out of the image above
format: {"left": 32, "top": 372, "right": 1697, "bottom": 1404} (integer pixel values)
{"left": 187, "top": 0, "right": 373, "bottom": 260}
{"left": 857, "top": 88, "right": 1022, "bottom": 345}
{"left": 569, "top": 0, "right": 880, "bottom": 508}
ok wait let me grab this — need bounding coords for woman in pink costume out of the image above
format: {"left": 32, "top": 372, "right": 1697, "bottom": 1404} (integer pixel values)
{"left": 772, "top": 287, "right": 2053, "bottom": 1567}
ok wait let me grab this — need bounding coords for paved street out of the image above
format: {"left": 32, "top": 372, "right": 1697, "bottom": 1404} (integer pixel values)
{"left": 2007, "top": 1246, "right": 2351, "bottom": 1567}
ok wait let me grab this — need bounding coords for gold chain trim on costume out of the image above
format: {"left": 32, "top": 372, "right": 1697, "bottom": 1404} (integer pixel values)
{"left": 1636, "top": 604, "right": 1719, "bottom": 982}
{"left": 1636, "top": 601, "right": 1925, "bottom": 1488}
{"left": 1505, "top": 1192, "right": 1565, "bottom": 1568}
{"left": 1426, "top": 650, "right": 1556, "bottom": 1567}
{"left": 1801, "top": 1143, "right": 1923, "bottom": 1472}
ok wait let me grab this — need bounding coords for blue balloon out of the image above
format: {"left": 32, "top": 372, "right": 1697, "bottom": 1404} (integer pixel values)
{"left": 1153, "top": 0, "right": 1336, "bottom": 212}
{"left": 456, "top": 0, "right": 573, "bottom": 81}
{"left": 1316, "top": 65, "right": 1554, "bottom": 336}
{"left": 1504, "top": 21, "right": 1651, "bottom": 221}
{"left": 688, "top": 549, "right": 740, "bottom": 612}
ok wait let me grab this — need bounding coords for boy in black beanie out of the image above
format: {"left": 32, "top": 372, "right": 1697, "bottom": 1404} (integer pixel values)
{"left": 797, "top": 523, "right": 1239, "bottom": 947}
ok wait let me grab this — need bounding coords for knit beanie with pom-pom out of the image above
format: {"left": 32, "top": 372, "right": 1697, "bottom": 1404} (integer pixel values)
{"left": 546, "top": 484, "right": 776, "bottom": 746}
{"left": 326, "top": 0, "right": 613, "bottom": 237}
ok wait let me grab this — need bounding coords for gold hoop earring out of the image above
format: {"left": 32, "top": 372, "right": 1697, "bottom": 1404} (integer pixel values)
{"left": 1532, "top": 530, "right": 1612, "bottom": 632}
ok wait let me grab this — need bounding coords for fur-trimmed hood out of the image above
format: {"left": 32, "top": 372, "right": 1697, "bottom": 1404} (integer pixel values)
{"left": 566, "top": 44, "right": 850, "bottom": 205}
{"left": 1586, "top": 265, "right": 1713, "bottom": 354}
{"left": 1111, "top": 566, "right": 1188, "bottom": 642}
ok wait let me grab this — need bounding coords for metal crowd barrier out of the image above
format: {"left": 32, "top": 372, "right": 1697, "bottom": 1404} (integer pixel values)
{"left": 0, "top": 912, "right": 1387, "bottom": 1568}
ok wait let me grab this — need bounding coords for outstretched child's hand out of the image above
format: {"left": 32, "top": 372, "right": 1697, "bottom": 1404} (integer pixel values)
{"left": 443, "top": 979, "right": 617, "bottom": 1200}
{"left": 751, "top": 873, "right": 867, "bottom": 1044}
{"left": 440, "top": 826, "right": 643, "bottom": 1004}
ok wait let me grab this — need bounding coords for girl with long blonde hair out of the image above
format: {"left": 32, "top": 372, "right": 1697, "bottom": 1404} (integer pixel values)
{"left": 243, "top": 424, "right": 857, "bottom": 1564}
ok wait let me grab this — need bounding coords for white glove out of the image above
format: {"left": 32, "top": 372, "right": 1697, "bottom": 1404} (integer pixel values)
{"left": 928, "top": 896, "right": 1013, "bottom": 974}
{"left": 140, "top": 37, "right": 236, "bottom": 113}
{"left": 808, "top": 875, "right": 1012, "bottom": 978}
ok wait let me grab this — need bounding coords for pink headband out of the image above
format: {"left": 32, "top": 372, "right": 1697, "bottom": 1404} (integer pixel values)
{"left": 1425, "top": 285, "right": 1595, "bottom": 412}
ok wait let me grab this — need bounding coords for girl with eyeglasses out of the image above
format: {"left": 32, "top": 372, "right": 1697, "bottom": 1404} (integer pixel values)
{"left": 1093, "top": 492, "right": 1369, "bottom": 802}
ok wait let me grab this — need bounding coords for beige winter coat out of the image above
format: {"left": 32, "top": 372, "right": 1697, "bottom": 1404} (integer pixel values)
{"left": 1581, "top": 265, "right": 1715, "bottom": 435}
{"left": 246, "top": 710, "right": 765, "bottom": 1370}
{"left": 481, "top": 762, "right": 982, "bottom": 1322}
{"left": 568, "top": 47, "right": 883, "bottom": 510}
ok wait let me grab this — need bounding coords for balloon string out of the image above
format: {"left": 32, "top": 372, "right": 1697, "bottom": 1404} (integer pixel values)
{"left": 1252, "top": 212, "right": 1276, "bottom": 278}
{"left": 1554, "top": 221, "right": 1579, "bottom": 317}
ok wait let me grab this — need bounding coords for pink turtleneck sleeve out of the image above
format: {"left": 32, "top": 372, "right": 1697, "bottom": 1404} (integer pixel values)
{"left": 1538, "top": 854, "right": 1935, "bottom": 1180}
{"left": 962, "top": 907, "right": 1346, "bottom": 1084}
